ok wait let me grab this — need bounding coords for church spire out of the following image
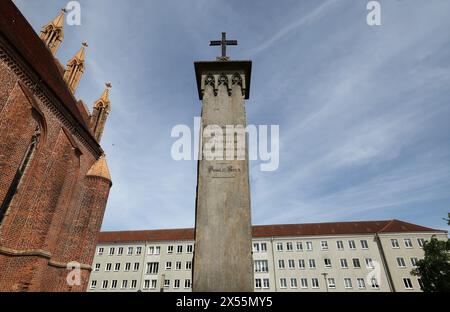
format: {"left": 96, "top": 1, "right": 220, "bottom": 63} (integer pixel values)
{"left": 39, "top": 9, "right": 66, "bottom": 55}
{"left": 63, "top": 42, "right": 87, "bottom": 94}
{"left": 90, "top": 83, "right": 112, "bottom": 142}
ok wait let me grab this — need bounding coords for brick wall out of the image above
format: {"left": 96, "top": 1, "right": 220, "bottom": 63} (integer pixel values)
{"left": 0, "top": 48, "right": 111, "bottom": 291}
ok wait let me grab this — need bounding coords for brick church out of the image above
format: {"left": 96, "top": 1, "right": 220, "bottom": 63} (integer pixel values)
{"left": 0, "top": 1, "right": 113, "bottom": 291}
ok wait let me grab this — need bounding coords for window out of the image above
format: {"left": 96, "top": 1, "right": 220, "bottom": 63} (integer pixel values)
{"left": 121, "top": 280, "right": 128, "bottom": 289}
{"left": 114, "top": 263, "right": 120, "bottom": 271}
{"left": 418, "top": 278, "right": 424, "bottom": 290}
{"left": 276, "top": 243, "right": 283, "bottom": 251}
{"left": 312, "top": 278, "right": 319, "bottom": 289}
{"left": 186, "top": 261, "right": 192, "bottom": 270}
{"left": 94, "top": 263, "right": 100, "bottom": 272}
{"left": 336, "top": 241, "right": 344, "bottom": 250}
{"left": 361, "top": 240, "right": 369, "bottom": 249}
{"left": 365, "top": 258, "right": 374, "bottom": 269}
{"left": 253, "top": 243, "right": 260, "bottom": 253}
{"left": 291, "top": 278, "right": 298, "bottom": 288}
{"left": 164, "top": 279, "right": 170, "bottom": 288}
{"left": 404, "top": 238, "right": 413, "bottom": 248}
{"left": 125, "top": 262, "right": 131, "bottom": 271}
{"left": 109, "top": 247, "right": 115, "bottom": 255}
{"left": 300, "top": 278, "right": 308, "bottom": 289}
{"left": 111, "top": 280, "right": 117, "bottom": 289}
{"left": 353, "top": 258, "right": 361, "bottom": 268}
{"left": 118, "top": 247, "right": 123, "bottom": 255}
{"left": 136, "top": 247, "right": 142, "bottom": 255}
{"left": 144, "top": 280, "right": 151, "bottom": 289}
{"left": 102, "top": 280, "right": 108, "bottom": 289}
{"left": 255, "top": 279, "right": 262, "bottom": 289}
{"left": 167, "top": 245, "right": 174, "bottom": 254}
{"left": 151, "top": 280, "right": 157, "bottom": 289}
{"left": 97, "top": 247, "right": 104, "bottom": 256}
{"left": 174, "top": 279, "right": 180, "bottom": 289}
{"left": 324, "top": 258, "right": 332, "bottom": 268}
{"left": 397, "top": 257, "right": 406, "bottom": 268}
{"left": 403, "top": 278, "right": 413, "bottom": 289}
{"left": 417, "top": 238, "right": 425, "bottom": 248}
{"left": 131, "top": 280, "right": 137, "bottom": 289}
{"left": 287, "top": 242, "right": 293, "bottom": 251}
{"left": 90, "top": 280, "right": 97, "bottom": 289}
{"left": 127, "top": 247, "right": 133, "bottom": 255}
{"left": 166, "top": 261, "right": 172, "bottom": 270}
{"left": 288, "top": 259, "right": 295, "bottom": 269}
{"left": 185, "top": 279, "right": 191, "bottom": 288}
{"left": 348, "top": 240, "right": 356, "bottom": 250}
{"left": 176, "top": 261, "right": 182, "bottom": 270}
{"left": 344, "top": 278, "right": 352, "bottom": 289}
{"left": 321, "top": 241, "right": 329, "bottom": 250}
{"left": 309, "top": 259, "right": 316, "bottom": 269}
{"left": 340, "top": 259, "right": 348, "bottom": 269}
{"left": 327, "top": 278, "right": 336, "bottom": 289}
{"left": 261, "top": 243, "right": 267, "bottom": 252}
{"left": 411, "top": 257, "right": 419, "bottom": 267}
{"left": 391, "top": 239, "right": 400, "bottom": 248}
{"left": 306, "top": 241, "right": 313, "bottom": 251}
{"left": 296, "top": 242, "right": 303, "bottom": 251}
{"left": 187, "top": 244, "right": 194, "bottom": 253}
{"left": 147, "top": 262, "right": 159, "bottom": 274}
{"left": 133, "top": 262, "right": 139, "bottom": 271}
{"left": 105, "top": 263, "right": 112, "bottom": 272}
{"left": 298, "top": 259, "right": 305, "bottom": 269}
{"left": 148, "top": 246, "right": 154, "bottom": 255}
{"left": 254, "top": 260, "right": 269, "bottom": 273}
{"left": 278, "top": 260, "right": 285, "bottom": 269}
{"left": 155, "top": 246, "right": 161, "bottom": 255}
{"left": 263, "top": 279, "right": 270, "bottom": 289}
{"left": 357, "top": 278, "right": 365, "bottom": 289}
{"left": 280, "top": 278, "right": 287, "bottom": 289}
{"left": 177, "top": 245, "right": 183, "bottom": 254}
{"left": 371, "top": 277, "right": 379, "bottom": 289}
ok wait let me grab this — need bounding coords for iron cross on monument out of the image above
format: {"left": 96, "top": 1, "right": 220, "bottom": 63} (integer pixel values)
{"left": 209, "top": 32, "right": 237, "bottom": 61}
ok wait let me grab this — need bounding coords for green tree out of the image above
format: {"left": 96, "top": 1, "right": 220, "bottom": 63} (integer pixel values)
{"left": 411, "top": 236, "right": 450, "bottom": 292}
{"left": 445, "top": 213, "right": 450, "bottom": 226}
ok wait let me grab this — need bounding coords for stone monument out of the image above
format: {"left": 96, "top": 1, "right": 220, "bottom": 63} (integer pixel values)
{"left": 192, "top": 33, "right": 254, "bottom": 292}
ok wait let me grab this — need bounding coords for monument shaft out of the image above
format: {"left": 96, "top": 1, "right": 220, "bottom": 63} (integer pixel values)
{"left": 193, "top": 61, "right": 253, "bottom": 292}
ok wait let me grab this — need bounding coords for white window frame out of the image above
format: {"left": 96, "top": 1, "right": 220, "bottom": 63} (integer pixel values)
{"left": 391, "top": 239, "right": 400, "bottom": 249}
{"left": 403, "top": 278, "right": 413, "bottom": 290}
{"left": 404, "top": 238, "right": 413, "bottom": 248}
{"left": 321, "top": 241, "right": 329, "bottom": 250}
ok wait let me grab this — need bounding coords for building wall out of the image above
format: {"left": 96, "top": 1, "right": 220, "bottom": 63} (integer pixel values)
{"left": 87, "top": 232, "right": 446, "bottom": 292}
{"left": 0, "top": 41, "right": 111, "bottom": 292}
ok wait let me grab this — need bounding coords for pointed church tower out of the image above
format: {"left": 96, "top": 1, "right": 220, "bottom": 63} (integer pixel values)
{"left": 39, "top": 9, "right": 65, "bottom": 55}
{"left": 64, "top": 42, "right": 87, "bottom": 94}
{"left": 90, "top": 83, "right": 112, "bottom": 142}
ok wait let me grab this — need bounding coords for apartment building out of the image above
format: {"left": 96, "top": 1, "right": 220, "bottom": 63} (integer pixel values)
{"left": 87, "top": 220, "right": 448, "bottom": 292}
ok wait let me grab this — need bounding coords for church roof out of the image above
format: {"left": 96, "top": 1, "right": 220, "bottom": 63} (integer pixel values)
{"left": 87, "top": 156, "right": 112, "bottom": 183}
{"left": 97, "top": 220, "right": 446, "bottom": 244}
{"left": 0, "top": 0, "right": 102, "bottom": 155}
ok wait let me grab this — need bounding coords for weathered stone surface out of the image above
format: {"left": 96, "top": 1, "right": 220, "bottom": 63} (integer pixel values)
{"left": 193, "top": 61, "right": 253, "bottom": 292}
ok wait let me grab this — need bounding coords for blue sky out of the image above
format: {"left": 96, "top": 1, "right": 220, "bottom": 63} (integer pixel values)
{"left": 13, "top": 0, "right": 450, "bottom": 232}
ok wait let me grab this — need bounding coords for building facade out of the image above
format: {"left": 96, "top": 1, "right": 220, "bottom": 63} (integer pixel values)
{"left": 88, "top": 220, "right": 447, "bottom": 292}
{"left": 0, "top": 1, "right": 112, "bottom": 291}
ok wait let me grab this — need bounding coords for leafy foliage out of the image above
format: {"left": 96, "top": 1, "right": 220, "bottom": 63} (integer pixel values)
{"left": 411, "top": 237, "right": 450, "bottom": 292}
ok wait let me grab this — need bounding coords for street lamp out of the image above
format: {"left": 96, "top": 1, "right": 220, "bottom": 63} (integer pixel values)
{"left": 321, "top": 273, "right": 328, "bottom": 292}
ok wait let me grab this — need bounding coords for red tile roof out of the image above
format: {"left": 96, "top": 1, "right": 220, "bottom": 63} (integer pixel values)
{"left": 97, "top": 220, "right": 446, "bottom": 244}
{"left": 0, "top": 0, "right": 101, "bottom": 153}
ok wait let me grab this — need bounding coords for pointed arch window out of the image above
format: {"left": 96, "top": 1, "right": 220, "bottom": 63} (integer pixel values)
{"left": 0, "top": 126, "right": 40, "bottom": 224}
